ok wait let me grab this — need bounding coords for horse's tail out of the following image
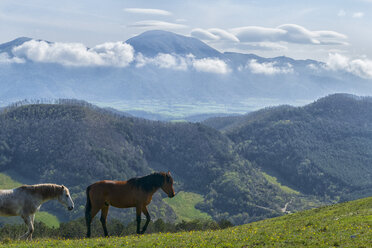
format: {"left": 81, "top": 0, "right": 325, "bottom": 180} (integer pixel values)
{"left": 85, "top": 185, "right": 92, "bottom": 224}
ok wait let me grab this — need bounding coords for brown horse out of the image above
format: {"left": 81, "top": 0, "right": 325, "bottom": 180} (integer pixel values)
{"left": 85, "top": 171, "right": 175, "bottom": 237}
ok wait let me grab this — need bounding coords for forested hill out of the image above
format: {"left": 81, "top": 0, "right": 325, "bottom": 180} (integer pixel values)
{"left": 0, "top": 100, "right": 289, "bottom": 224}
{"left": 206, "top": 94, "right": 372, "bottom": 201}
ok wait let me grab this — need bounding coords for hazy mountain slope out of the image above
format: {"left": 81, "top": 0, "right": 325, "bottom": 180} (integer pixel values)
{"left": 0, "top": 37, "right": 31, "bottom": 55}
{"left": 0, "top": 101, "right": 289, "bottom": 224}
{"left": 218, "top": 94, "right": 372, "bottom": 200}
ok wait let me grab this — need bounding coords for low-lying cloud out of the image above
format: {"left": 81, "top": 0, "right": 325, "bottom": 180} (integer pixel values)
{"left": 247, "top": 59, "right": 294, "bottom": 75}
{"left": 326, "top": 53, "right": 372, "bottom": 79}
{"left": 6, "top": 39, "right": 229, "bottom": 74}
{"left": 136, "top": 53, "right": 229, "bottom": 74}
{"left": 136, "top": 53, "right": 187, "bottom": 70}
{"left": 0, "top": 52, "right": 25, "bottom": 64}
{"left": 192, "top": 57, "right": 229, "bottom": 74}
{"left": 12, "top": 40, "right": 134, "bottom": 67}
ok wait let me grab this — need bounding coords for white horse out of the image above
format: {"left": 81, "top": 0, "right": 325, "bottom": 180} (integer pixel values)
{"left": 0, "top": 183, "right": 74, "bottom": 240}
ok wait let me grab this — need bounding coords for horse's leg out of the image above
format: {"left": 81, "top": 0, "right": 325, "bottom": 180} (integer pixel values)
{"left": 86, "top": 205, "right": 101, "bottom": 238}
{"left": 20, "top": 215, "right": 33, "bottom": 240}
{"left": 136, "top": 206, "right": 142, "bottom": 234}
{"left": 29, "top": 214, "right": 35, "bottom": 240}
{"left": 100, "top": 205, "right": 110, "bottom": 237}
{"left": 140, "top": 206, "right": 151, "bottom": 234}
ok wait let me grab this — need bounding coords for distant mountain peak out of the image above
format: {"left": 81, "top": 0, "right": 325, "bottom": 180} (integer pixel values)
{"left": 0, "top": 37, "right": 32, "bottom": 55}
{"left": 126, "top": 30, "right": 221, "bottom": 58}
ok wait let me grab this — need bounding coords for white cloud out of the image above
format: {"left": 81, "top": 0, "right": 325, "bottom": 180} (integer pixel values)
{"left": 325, "top": 53, "right": 372, "bottom": 79}
{"left": 352, "top": 12, "right": 365, "bottom": 18}
{"left": 0, "top": 52, "right": 25, "bottom": 64}
{"left": 230, "top": 24, "right": 347, "bottom": 45}
{"left": 124, "top": 8, "right": 172, "bottom": 16}
{"left": 128, "top": 20, "right": 187, "bottom": 29}
{"left": 136, "top": 52, "right": 229, "bottom": 74}
{"left": 191, "top": 28, "right": 219, "bottom": 41}
{"left": 7, "top": 39, "right": 228, "bottom": 74}
{"left": 307, "top": 63, "right": 320, "bottom": 71}
{"left": 90, "top": 42, "right": 135, "bottom": 67}
{"left": 192, "top": 57, "right": 229, "bottom": 74}
{"left": 191, "top": 28, "right": 239, "bottom": 42}
{"left": 247, "top": 59, "right": 294, "bottom": 75}
{"left": 136, "top": 53, "right": 187, "bottom": 70}
{"left": 231, "top": 26, "right": 285, "bottom": 42}
{"left": 12, "top": 40, "right": 134, "bottom": 67}
{"left": 208, "top": 28, "right": 240, "bottom": 42}
{"left": 278, "top": 24, "right": 347, "bottom": 44}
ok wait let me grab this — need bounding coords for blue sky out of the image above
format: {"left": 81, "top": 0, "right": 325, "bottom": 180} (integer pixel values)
{"left": 1, "top": 0, "right": 372, "bottom": 61}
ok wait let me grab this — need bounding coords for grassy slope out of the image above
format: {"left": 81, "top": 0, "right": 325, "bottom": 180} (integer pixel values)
{"left": 261, "top": 172, "right": 300, "bottom": 195}
{"left": 163, "top": 191, "right": 212, "bottom": 222}
{"left": 0, "top": 173, "right": 59, "bottom": 228}
{"left": 0, "top": 173, "right": 22, "bottom": 189}
{"left": 3, "top": 197, "right": 371, "bottom": 247}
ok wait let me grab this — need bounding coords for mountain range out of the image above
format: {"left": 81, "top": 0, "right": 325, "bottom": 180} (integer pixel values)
{"left": 1, "top": 30, "right": 371, "bottom": 119}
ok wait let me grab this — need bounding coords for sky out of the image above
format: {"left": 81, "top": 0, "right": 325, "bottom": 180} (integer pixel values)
{"left": 1, "top": 0, "right": 372, "bottom": 61}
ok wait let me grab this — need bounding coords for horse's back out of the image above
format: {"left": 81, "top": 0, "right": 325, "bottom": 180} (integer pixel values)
{"left": 0, "top": 189, "right": 23, "bottom": 216}
{"left": 88, "top": 180, "right": 137, "bottom": 208}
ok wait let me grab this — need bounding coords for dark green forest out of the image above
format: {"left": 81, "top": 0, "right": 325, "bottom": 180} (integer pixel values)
{"left": 205, "top": 93, "right": 372, "bottom": 202}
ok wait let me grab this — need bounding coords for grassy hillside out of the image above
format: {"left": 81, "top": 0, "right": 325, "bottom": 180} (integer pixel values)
{"left": 163, "top": 191, "right": 212, "bottom": 222}
{"left": 2, "top": 196, "right": 371, "bottom": 247}
{"left": 212, "top": 94, "right": 372, "bottom": 201}
{"left": 0, "top": 100, "right": 289, "bottom": 224}
{"left": 0, "top": 173, "right": 22, "bottom": 189}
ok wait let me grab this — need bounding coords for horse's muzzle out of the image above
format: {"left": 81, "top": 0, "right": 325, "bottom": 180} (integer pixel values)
{"left": 168, "top": 192, "right": 175, "bottom": 198}
{"left": 68, "top": 206, "right": 74, "bottom": 211}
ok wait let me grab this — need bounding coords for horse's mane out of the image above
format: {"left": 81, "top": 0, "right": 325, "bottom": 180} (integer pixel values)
{"left": 127, "top": 172, "right": 167, "bottom": 192}
{"left": 19, "top": 183, "right": 65, "bottom": 199}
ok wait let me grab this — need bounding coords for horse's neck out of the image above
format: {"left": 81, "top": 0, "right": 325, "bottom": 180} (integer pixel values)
{"left": 40, "top": 194, "right": 57, "bottom": 202}
{"left": 34, "top": 186, "right": 60, "bottom": 202}
{"left": 151, "top": 186, "right": 163, "bottom": 196}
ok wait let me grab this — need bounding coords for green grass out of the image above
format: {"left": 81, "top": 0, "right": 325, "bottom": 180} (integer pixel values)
{"left": 262, "top": 172, "right": 300, "bottom": 195}
{"left": 1, "top": 197, "right": 372, "bottom": 247}
{"left": 0, "top": 173, "right": 60, "bottom": 228}
{"left": 35, "top": 212, "right": 60, "bottom": 228}
{"left": 163, "top": 191, "right": 212, "bottom": 222}
{"left": 0, "top": 173, "right": 22, "bottom": 189}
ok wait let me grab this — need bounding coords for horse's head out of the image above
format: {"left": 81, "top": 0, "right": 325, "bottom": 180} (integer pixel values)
{"left": 161, "top": 171, "right": 175, "bottom": 198}
{"left": 58, "top": 185, "right": 74, "bottom": 211}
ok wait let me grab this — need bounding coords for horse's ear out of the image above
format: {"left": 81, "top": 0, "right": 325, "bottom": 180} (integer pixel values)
{"left": 61, "top": 185, "right": 65, "bottom": 189}
{"left": 167, "top": 171, "right": 171, "bottom": 176}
